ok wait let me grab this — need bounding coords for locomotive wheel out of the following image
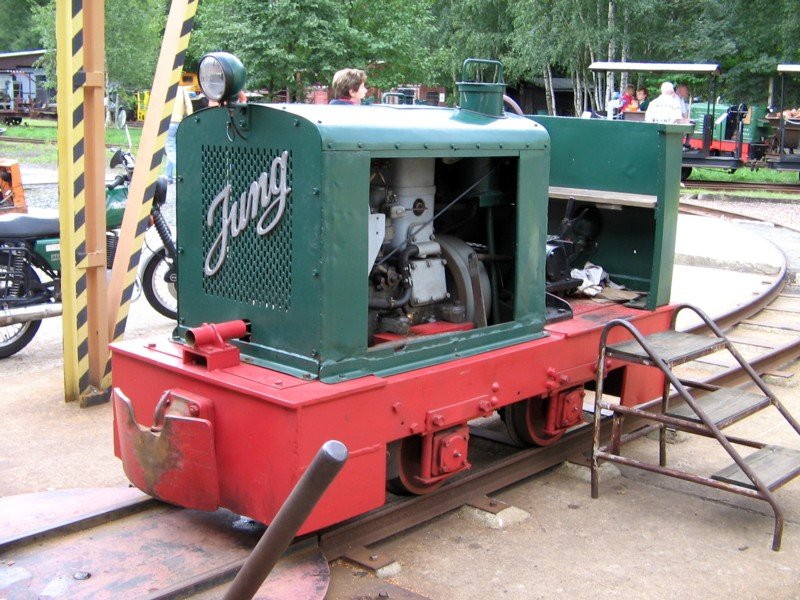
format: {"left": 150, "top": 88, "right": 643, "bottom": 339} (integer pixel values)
{"left": 503, "top": 397, "right": 564, "bottom": 447}
{"left": 386, "top": 437, "right": 444, "bottom": 495}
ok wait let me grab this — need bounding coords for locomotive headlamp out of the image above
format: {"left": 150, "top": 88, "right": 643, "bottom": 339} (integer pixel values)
{"left": 198, "top": 52, "right": 246, "bottom": 103}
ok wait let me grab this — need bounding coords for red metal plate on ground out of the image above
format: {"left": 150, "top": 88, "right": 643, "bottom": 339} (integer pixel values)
{"left": 0, "top": 488, "right": 329, "bottom": 599}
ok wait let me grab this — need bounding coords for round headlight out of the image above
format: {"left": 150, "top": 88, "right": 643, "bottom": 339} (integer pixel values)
{"left": 198, "top": 52, "right": 246, "bottom": 103}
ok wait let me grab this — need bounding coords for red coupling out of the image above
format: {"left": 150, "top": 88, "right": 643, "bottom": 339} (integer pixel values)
{"left": 182, "top": 320, "right": 249, "bottom": 370}
{"left": 186, "top": 320, "right": 248, "bottom": 348}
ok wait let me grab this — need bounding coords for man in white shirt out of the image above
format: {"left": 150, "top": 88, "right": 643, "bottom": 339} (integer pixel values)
{"left": 645, "top": 82, "right": 683, "bottom": 124}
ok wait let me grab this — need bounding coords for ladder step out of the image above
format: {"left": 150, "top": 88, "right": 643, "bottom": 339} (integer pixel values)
{"left": 711, "top": 445, "right": 800, "bottom": 491}
{"left": 667, "top": 388, "right": 771, "bottom": 429}
{"left": 606, "top": 331, "right": 726, "bottom": 367}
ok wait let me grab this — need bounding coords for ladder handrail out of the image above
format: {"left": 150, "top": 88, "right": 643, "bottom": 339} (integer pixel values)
{"left": 670, "top": 304, "right": 800, "bottom": 436}
{"left": 593, "top": 317, "right": 785, "bottom": 537}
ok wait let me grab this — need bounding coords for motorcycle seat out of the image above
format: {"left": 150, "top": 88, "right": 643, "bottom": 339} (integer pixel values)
{"left": 0, "top": 208, "right": 60, "bottom": 238}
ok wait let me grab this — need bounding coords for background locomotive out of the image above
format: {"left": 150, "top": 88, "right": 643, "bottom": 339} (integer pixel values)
{"left": 111, "top": 55, "right": 686, "bottom": 533}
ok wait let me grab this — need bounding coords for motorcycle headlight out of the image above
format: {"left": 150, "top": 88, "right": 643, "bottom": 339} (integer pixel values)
{"left": 198, "top": 52, "right": 246, "bottom": 103}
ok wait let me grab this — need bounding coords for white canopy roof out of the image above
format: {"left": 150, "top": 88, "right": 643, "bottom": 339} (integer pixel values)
{"left": 589, "top": 62, "right": 721, "bottom": 75}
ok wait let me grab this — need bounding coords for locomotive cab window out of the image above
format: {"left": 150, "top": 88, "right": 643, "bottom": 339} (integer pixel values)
{"left": 367, "top": 156, "right": 520, "bottom": 348}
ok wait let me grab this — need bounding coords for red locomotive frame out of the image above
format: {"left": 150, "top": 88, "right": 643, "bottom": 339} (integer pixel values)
{"left": 112, "top": 299, "right": 671, "bottom": 534}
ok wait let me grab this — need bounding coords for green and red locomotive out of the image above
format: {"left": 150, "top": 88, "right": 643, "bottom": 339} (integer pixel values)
{"left": 111, "top": 55, "right": 686, "bottom": 533}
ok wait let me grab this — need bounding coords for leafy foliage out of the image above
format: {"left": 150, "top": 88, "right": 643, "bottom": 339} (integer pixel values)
{"left": 0, "top": 0, "right": 50, "bottom": 52}
{"left": 30, "top": 0, "right": 163, "bottom": 93}
{"left": 194, "top": 0, "right": 437, "bottom": 100}
{"left": 9, "top": 0, "right": 800, "bottom": 110}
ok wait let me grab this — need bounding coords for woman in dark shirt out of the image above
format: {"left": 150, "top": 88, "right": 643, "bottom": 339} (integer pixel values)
{"left": 330, "top": 68, "right": 367, "bottom": 105}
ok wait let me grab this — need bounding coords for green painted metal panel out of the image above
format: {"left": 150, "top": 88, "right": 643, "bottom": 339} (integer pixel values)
{"left": 175, "top": 103, "right": 552, "bottom": 381}
{"left": 530, "top": 116, "right": 685, "bottom": 310}
{"left": 690, "top": 103, "right": 770, "bottom": 143}
{"left": 175, "top": 105, "right": 325, "bottom": 376}
{"left": 319, "top": 151, "right": 371, "bottom": 365}
{"left": 690, "top": 103, "right": 727, "bottom": 138}
{"left": 272, "top": 104, "right": 548, "bottom": 153}
{"left": 33, "top": 237, "right": 60, "bottom": 270}
{"left": 743, "top": 105, "right": 769, "bottom": 142}
{"left": 514, "top": 151, "right": 548, "bottom": 323}
{"left": 105, "top": 186, "right": 127, "bottom": 229}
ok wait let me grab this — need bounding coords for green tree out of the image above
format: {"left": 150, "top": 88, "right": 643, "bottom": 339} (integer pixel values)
{"left": 195, "top": 0, "right": 353, "bottom": 101}
{"left": 429, "top": 0, "right": 514, "bottom": 99}
{"left": 193, "top": 0, "right": 438, "bottom": 100}
{"left": 31, "top": 0, "right": 164, "bottom": 93}
{"left": 0, "top": 0, "right": 50, "bottom": 52}
{"left": 341, "top": 0, "right": 438, "bottom": 90}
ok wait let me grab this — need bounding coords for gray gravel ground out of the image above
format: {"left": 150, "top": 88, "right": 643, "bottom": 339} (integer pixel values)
{"left": 683, "top": 192, "right": 800, "bottom": 281}
{"left": 686, "top": 191, "right": 800, "bottom": 230}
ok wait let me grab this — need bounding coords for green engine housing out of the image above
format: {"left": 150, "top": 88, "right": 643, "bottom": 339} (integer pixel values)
{"left": 175, "top": 103, "right": 551, "bottom": 381}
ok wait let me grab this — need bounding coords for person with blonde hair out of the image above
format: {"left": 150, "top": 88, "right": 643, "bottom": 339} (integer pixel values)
{"left": 330, "top": 68, "right": 367, "bottom": 105}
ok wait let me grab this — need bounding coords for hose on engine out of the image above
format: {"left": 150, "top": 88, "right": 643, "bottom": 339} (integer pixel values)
{"left": 368, "top": 244, "right": 419, "bottom": 309}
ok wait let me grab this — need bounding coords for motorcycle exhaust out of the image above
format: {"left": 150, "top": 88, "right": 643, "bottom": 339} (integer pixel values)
{"left": 0, "top": 303, "right": 63, "bottom": 326}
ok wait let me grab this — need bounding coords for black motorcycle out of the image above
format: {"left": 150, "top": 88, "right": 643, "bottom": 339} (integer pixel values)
{"left": 0, "top": 149, "right": 177, "bottom": 358}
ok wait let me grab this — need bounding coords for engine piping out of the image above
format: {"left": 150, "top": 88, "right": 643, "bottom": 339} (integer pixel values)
{"left": 368, "top": 244, "right": 419, "bottom": 309}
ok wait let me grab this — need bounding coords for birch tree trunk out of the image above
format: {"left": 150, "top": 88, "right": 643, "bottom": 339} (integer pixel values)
{"left": 543, "top": 64, "right": 555, "bottom": 115}
{"left": 620, "top": 7, "right": 630, "bottom": 90}
{"left": 606, "top": 0, "right": 616, "bottom": 104}
{"left": 573, "top": 70, "right": 583, "bottom": 115}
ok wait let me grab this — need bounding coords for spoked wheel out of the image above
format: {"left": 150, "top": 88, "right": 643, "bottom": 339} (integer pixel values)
{"left": 0, "top": 317, "right": 41, "bottom": 358}
{"left": 142, "top": 249, "right": 177, "bottom": 319}
{"left": 0, "top": 256, "right": 43, "bottom": 358}
{"left": 386, "top": 437, "right": 444, "bottom": 495}
{"left": 502, "top": 397, "right": 564, "bottom": 447}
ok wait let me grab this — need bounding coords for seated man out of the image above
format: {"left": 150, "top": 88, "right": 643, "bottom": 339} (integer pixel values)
{"left": 645, "top": 82, "right": 683, "bottom": 124}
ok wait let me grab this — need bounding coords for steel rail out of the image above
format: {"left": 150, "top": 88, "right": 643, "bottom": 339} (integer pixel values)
{"left": 0, "top": 135, "right": 124, "bottom": 149}
{"left": 682, "top": 180, "right": 800, "bottom": 194}
{"left": 0, "top": 495, "right": 157, "bottom": 554}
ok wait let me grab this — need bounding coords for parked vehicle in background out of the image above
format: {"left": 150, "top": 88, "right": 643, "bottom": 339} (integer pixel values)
{"left": 0, "top": 149, "right": 176, "bottom": 358}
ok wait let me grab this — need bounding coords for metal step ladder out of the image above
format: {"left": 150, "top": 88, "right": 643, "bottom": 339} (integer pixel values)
{"left": 590, "top": 303, "right": 800, "bottom": 551}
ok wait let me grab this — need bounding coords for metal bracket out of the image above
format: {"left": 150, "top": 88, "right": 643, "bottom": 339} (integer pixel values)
{"left": 341, "top": 545, "right": 396, "bottom": 571}
{"left": 467, "top": 495, "right": 511, "bottom": 514}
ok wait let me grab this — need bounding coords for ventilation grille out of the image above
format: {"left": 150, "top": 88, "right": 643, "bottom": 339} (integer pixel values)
{"left": 200, "top": 146, "right": 293, "bottom": 311}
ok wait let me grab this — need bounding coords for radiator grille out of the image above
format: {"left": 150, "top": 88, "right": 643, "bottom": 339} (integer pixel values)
{"left": 200, "top": 146, "right": 293, "bottom": 311}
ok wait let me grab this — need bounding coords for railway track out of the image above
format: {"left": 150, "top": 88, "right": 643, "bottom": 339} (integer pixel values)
{"left": 683, "top": 179, "right": 800, "bottom": 194}
{"left": 0, "top": 135, "right": 123, "bottom": 148}
{"left": 2, "top": 203, "right": 800, "bottom": 598}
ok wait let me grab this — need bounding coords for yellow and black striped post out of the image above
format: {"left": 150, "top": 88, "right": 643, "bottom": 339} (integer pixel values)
{"left": 106, "top": 0, "right": 197, "bottom": 371}
{"left": 56, "top": 0, "right": 109, "bottom": 405}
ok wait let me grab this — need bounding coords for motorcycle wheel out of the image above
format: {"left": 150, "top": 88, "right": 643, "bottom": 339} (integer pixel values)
{"left": 142, "top": 248, "right": 177, "bottom": 320}
{"left": 0, "top": 258, "right": 42, "bottom": 358}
